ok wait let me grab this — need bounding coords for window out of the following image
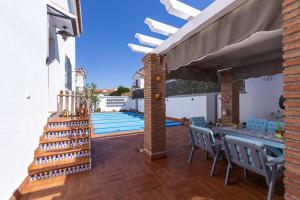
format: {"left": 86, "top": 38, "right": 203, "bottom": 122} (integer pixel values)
{"left": 65, "top": 57, "right": 72, "bottom": 90}
{"left": 136, "top": 80, "right": 139, "bottom": 87}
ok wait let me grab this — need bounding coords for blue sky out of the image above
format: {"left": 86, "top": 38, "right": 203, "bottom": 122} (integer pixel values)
{"left": 76, "top": 0, "right": 214, "bottom": 89}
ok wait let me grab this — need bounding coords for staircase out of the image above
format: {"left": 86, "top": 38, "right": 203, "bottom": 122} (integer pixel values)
{"left": 28, "top": 116, "right": 91, "bottom": 181}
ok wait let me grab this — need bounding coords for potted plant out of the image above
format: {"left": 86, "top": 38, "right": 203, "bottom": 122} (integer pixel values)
{"left": 275, "top": 124, "right": 285, "bottom": 139}
{"left": 232, "top": 122, "right": 239, "bottom": 130}
{"left": 79, "top": 103, "right": 87, "bottom": 117}
{"left": 62, "top": 109, "right": 69, "bottom": 117}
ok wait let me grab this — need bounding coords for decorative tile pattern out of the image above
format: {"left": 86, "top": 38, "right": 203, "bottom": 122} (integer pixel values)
{"left": 45, "top": 129, "right": 89, "bottom": 138}
{"left": 39, "top": 138, "right": 89, "bottom": 150}
{"left": 35, "top": 150, "right": 90, "bottom": 164}
{"left": 30, "top": 163, "right": 91, "bottom": 181}
{"left": 47, "top": 121, "right": 89, "bottom": 128}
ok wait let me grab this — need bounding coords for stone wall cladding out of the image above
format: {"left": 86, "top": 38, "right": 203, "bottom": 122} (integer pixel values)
{"left": 282, "top": 0, "right": 300, "bottom": 199}
{"left": 142, "top": 54, "right": 167, "bottom": 160}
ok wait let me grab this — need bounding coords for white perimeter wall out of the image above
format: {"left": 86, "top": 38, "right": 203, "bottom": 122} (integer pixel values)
{"left": 0, "top": 1, "right": 49, "bottom": 199}
{"left": 130, "top": 94, "right": 217, "bottom": 123}
{"left": 129, "top": 74, "right": 282, "bottom": 123}
{"left": 98, "top": 96, "right": 132, "bottom": 112}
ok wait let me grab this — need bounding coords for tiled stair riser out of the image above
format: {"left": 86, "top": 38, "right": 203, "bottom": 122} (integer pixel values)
{"left": 44, "top": 129, "right": 89, "bottom": 138}
{"left": 35, "top": 150, "right": 90, "bottom": 164}
{"left": 47, "top": 121, "right": 89, "bottom": 128}
{"left": 39, "top": 139, "right": 89, "bottom": 150}
{"left": 30, "top": 163, "right": 91, "bottom": 181}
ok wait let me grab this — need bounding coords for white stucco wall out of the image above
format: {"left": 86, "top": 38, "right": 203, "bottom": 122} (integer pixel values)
{"left": 0, "top": 1, "right": 49, "bottom": 199}
{"left": 240, "top": 74, "right": 283, "bottom": 122}
{"left": 217, "top": 74, "right": 283, "bottom": 122}
{"left": 130, "top": 94, "right": 217, "bottom": 122}
{"left": 132, "top": 74, "right": 282, "bottom": 123}
{"left": 98, "top": 96, "right": 131, "bottom": 112}
{"left": 166, "top": 94, "right": 217, "bottom": 122}
{"left": 0, "top": 1, "right": 78, "bottom": 198}
{"left": 132, "top": 73, "right": 145, "bottom": 89}
{"left": 47, "top": 17, "right": 76, "bottom": 112}
{"left": 139, "top": 78, "right": 144, "bottom": 89}
{"left": 75, "top": 74, "right": 85, "bottom": 90}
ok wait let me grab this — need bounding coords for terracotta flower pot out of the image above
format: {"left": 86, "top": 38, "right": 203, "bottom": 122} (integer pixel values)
{"left": 79, "top": 107, "right": 87, "bottom": 117}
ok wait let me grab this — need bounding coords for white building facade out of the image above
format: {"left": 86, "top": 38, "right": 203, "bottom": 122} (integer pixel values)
{"left": 0, "top": 0, "right": 82, "bottom": 199}
{"left": 75, "top": 67, "right": 87, "bottom": 91}
{"left": 132, "top": 67, "right": 145, "bottom": 90}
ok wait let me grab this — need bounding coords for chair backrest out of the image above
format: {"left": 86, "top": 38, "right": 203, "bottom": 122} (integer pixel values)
{"left": 246, "top": 118, "right": 268, "bottom": 132}
{"left": 189, "top": 117, "right": 206, "bottom": 128}
{"left": 223, "top": 135, "right": 270, "bottom": 179}
{"left": 189, "top": 125, "right": 215, "bottom": 154}
{"left": 267, "top": 121, "right": 285, "bottom": 134}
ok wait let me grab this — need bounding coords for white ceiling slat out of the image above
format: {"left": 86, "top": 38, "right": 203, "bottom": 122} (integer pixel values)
{"left": 135, "top": 33, "right": 164, "bottom": 47}
{"left": 160, "top": 0, "right": 201, "bottom": 21}
{"left": 145, "top": 18, "right": 179, "bottom": 36}
{"left": 128, "top": 44, "right": 154, "bottom": 54}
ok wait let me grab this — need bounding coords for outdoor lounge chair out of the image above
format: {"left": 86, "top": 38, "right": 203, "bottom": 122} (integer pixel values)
{"left": 222, "top": 135, "right": 284, "bottom": 200}
{"left": 188, "top": 125, "right": 222, "bottom": 176}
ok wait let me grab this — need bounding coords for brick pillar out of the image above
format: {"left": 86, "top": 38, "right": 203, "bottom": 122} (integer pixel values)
{"left": 220, "top": 69, "right": 240, "bottom": 125}
{"left": 142, "top": 54, "right": 167, "bottom": 161}
{"left": 282, "top": 1, "right": 300, "bottom": 199}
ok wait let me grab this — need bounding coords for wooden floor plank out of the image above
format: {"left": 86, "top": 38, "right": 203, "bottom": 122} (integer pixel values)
{"left": 19, "top": 126, "right": 284, "bottom": 200}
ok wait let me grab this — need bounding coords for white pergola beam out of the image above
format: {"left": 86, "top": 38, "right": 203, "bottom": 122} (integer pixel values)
{"left": 145, "top": 18, "right": 179, "bottom": 36}
{"left": 135, "top": 33, "right": 164, "bottom": 47}
{"left": 128, "top": 43, "right": 154, "bottom": 54}
{"left": 161, "top": 0, "right": 201, "bottom": 21}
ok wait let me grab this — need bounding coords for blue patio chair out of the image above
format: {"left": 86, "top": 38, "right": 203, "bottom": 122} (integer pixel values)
{"left": 188, "top": 125, "right": 222, "bottom": 176}
{"left": 246, "top": 118, "right": 268, "bottom": 132}
{"left": 267, "top": 121, "right": 285, "bottom": 134}
{"left": 189, "top": 117, "right": 207, "bottom": 128}
{"left": 222, "top": 135, "right": 284, "bottom": 200}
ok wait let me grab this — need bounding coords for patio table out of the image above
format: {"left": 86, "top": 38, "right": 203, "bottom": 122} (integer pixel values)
{"left": 212, "top": 127, "right": 284, "bottom": 149}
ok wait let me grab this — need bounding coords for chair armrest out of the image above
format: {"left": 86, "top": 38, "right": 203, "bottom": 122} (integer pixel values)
{"left": 266, "top": 155, "right": 284, "bottom": 167}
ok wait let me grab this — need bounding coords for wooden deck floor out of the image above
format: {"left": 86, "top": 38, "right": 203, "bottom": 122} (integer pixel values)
{"left": 19, "top": 126, "right": 284, "bottom": 200}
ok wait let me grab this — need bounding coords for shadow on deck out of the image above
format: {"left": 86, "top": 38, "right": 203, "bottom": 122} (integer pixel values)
{"left": 19, "top": 126, "right": 284, "bottom": 200}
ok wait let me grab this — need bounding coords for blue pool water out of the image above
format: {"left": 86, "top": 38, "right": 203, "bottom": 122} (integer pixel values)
{"left": 91, "top": 112, "right": 182, "bottom": 135}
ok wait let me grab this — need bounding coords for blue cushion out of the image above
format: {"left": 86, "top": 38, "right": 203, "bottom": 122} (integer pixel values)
{"left": 267, "top": 121, "right": 285, "bottom": 134}
{"left": 190, "top": 117, "right": 206, "bottom": 128}
{"left": 246, "top": 118, "right": 268, "bottom": 132}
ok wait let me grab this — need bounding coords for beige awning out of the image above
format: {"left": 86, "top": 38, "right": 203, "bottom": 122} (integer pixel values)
{"left": 166, "top": 0, "right": 283, "bottom": 82}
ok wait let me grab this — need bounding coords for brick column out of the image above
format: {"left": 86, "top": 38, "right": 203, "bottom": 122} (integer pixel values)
{"left": 282, "top": 1, "right": 300, "bottom": 199}
{"left": 142, "top": 54, "right": 167, "bottom": 161}
{"left": 220, "top": 69, "right": 240, "bottom": 125}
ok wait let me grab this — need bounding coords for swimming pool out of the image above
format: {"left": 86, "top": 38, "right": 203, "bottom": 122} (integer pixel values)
{"left": 91, "top": 112, "right": 182, "bottom": 135}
